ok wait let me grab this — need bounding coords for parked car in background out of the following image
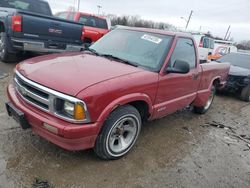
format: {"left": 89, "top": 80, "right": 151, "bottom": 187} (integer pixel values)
{"left": 0, "top": 0, "right": 85, "bottom": 63}
{"left": 6, "top": 27, "right": 230, "bottom": 160}
{"left": 216, "top": 52, "right": 250, "bottom": 101}
{"left": 192, "top": 33, "right": 214, "bottom": 63}
{"left": 55, "top": 11, "right": 110, "bottom": 44}
{"left": 211, "top": 40, "right": 238, "bottom": 60}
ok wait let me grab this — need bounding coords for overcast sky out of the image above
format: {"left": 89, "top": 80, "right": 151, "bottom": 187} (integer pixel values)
{"left": 47, "top": 0, "right": 250, "bottom": 42}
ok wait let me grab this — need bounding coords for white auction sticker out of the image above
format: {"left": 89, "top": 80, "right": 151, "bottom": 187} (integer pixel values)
{"left": 141, "top": 34, "right": 162, "bottom": 44}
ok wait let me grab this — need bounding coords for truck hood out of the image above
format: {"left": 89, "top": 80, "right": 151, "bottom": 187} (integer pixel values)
{"left": 17, "top": 52, "right": 142, "bottom": 96}
{"left": 229, "top": 65, "right": 250, "bottom": 77}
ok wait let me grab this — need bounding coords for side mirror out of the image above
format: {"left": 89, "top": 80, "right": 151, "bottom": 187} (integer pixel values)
{"left": 166, "top": 60, "right": 190, "bottom": 74}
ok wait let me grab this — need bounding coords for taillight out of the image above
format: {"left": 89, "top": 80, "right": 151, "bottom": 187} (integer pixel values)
{"left": 12, "top": 15, "right": 22, "bottom": 32}
{"left": 81, "top": 27, "right": 85, "bottom": 40}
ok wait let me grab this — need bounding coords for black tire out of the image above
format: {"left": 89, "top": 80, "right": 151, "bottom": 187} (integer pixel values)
{"left": 193, "top": 86, "right": 216, "bottom": 114}
{"left": 240, "top": 85, "right": 250, "bottom": 102}
{"left": 94, "top": 105, "right": 142, "bottom": 160}
{"left": 83, "top": 38, "right": 92, "bottom": 44}
{"left": 0, "top": 32, "right": 16, "bottom": 63}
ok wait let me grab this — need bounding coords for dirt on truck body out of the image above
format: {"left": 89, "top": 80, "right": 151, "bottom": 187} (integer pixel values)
{"left": 0, "top": 49, "right": 250, "bottom": 188}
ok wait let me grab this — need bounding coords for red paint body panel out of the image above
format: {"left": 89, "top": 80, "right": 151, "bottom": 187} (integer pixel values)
{"left": 56, "top": 11, "right": 110, "bottom": 42}
{"left": 83, "top": 26, "right": 109, "bottom": 42}
{"left": 74, "top": 12, "right": 110, "bottom": 42}
{"left": 16, "top": 52, "right": 143, "bottom": 96}
{"left": 8, "top": 28, "right": 230, "bottom": 151}
{"left": 7, "top": 83, "right": 99, "bottom": 150}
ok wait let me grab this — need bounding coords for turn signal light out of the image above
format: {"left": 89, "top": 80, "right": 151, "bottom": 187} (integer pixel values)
{"left": 74, "top": 103, "right": 86, "bottom": 120}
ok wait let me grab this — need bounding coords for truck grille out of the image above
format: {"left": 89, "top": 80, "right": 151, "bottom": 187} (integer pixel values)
{"left": 14, "top": 73, "right": 50, "bottom": 112}
{"left": 13, "top": 71, "right": 91, "bottom": 124}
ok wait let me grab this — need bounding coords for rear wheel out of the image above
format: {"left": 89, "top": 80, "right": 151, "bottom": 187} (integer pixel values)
{"left": 83, "top": 38, "right": 92, "bottom": 44}
{"left": 94, "top": 105, "right": 142, "bottom": 160}
{"left": 193, "top": 86, "right": 216, "bottom": 114}
{"left": 0, "top": 33, "right": 16, "bottom": 63}
{"left": 240, "top": 85, "right": 250, "bottom": 102}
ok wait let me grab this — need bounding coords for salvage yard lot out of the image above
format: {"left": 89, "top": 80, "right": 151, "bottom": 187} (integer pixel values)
{"left": 0, "top": 61, "right": 250, "bottom": 188}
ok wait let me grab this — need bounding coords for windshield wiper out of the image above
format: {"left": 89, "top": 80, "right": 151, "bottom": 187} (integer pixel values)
{"left": 100, "top": 54, "right": 138, "bottom": 67}
{"left": 83, "top": 48, "right": 100, "bottom": 56}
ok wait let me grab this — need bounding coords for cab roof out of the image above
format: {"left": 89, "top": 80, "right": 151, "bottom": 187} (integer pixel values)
{"left": 114, "top": 25, "right": 193, "bottom": 38}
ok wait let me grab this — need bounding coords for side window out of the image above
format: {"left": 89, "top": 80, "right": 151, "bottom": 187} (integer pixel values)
{"left": 96, "top": 18, "right": 108, "bottom": 29}
{"left": 203, "top": 37, "right": 209, "bottom": 48}
{"left": 78, "top": 15, "right": 89, "bottom": 25}
{"left": 210, "top": 39, "right": 214, "bottom": 49}
{"left": 85, "top": 17, "right": 96, "bottom": 27}
{"left": 169, "top": 38, "right": 196, "bottom": 69}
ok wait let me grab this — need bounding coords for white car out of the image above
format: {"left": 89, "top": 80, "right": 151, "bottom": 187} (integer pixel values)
{"left": 192, "top": 34, "right": 214, "bottom": 63}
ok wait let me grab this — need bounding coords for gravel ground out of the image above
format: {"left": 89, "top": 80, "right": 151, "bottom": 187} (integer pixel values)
{"left": 0, "top": 59, "right": 249, "bottom": 188}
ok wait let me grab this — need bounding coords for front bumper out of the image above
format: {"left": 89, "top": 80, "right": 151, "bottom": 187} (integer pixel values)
{"left": 11, "top": 37, "right": 84, "bottom": 53}
{"left": 7, "top": 83, "right": 101, "bottom": 151}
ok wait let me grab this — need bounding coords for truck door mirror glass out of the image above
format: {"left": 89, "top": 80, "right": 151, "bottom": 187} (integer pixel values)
{"left": 166, "top": 60, "right": 190, "bottom": 74}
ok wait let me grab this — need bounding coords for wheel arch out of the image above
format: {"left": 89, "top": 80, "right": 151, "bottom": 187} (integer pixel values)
{"left": 212, "top": 76, "right": 222, "bottom": 88}
{"left": 193, "top": 76, "right": 221, "bottom": 107}
{"left": 97, "top": 93, "right": 153, "bottom": 124}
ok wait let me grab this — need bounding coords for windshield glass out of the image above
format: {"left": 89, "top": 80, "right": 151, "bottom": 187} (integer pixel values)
{"left": 0, "top": 0, "right": 52, "bottom": 15}
{"left": 89, "top": 29, "right": 173, "bottom": 71}
{"left": 218, "top": 53, "right": 250, "bottom": 69}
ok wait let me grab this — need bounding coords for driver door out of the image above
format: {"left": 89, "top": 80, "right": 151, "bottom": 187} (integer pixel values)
{"left": 154, "top": 37, "right": 200, "bottom": 118}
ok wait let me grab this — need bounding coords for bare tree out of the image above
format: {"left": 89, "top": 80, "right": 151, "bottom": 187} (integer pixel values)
{"left": 108, "top": 15, "right": 176, "bottom": 30}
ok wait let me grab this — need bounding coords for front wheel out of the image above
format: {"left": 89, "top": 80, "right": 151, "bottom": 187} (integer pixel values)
{"left": 193, "top": 86, "right": 216, "bottom": 114}
{"left": 94, "top": 105, "right": 142, "bottom": 160}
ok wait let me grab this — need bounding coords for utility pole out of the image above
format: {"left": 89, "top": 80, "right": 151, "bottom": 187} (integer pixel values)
{"left": 227, "top": 32, "right": 231, "bottom": 41}
{"left": 224, "top": 25, "right": 231, "bottom": 40}
{"left": 97, "top": 5, "right": 102, "bottom": 15}
{"left": 185, "top": 10, "right": 193, "bottom": 30}
{"left": 77, "top": 0, "right": 80, "bottom": 11}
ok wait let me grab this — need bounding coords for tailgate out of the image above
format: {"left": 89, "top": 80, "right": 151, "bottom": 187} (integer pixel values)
{"left": 15, "top": 12, "right": 83, "bottom": 44}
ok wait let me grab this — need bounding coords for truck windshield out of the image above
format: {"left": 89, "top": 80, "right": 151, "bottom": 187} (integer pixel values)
{"left": 0, "top": 0, "right": 52, "bottom": 16}
{"left": 90, "top": 29, "right": 173, "bottom": 71}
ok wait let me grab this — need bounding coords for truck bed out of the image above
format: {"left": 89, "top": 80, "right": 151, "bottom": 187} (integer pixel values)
{"left": 199, "top": 62, "right": 230, "bottom": 91}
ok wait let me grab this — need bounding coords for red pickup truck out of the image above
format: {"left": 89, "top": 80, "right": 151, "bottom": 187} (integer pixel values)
{"left": 6, "top": 27, "right": 230, "bottom": 160}
{"left": 55, "top": 11, "right": 110, "bottom": 44}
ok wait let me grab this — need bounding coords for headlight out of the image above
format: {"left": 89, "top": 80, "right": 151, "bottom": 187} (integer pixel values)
{"left": 55, "top": 98, "right": 89, "bottom": 123}
{"left": 64, "top": 101, "right": 75, "bottom": 117}
{"left": 63, "top": 101, "right": 86, "bottom": 121}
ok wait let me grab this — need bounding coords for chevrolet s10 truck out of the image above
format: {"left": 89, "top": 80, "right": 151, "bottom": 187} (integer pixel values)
{"left": 6, "top": 27, "right": 230, "bottom": 160}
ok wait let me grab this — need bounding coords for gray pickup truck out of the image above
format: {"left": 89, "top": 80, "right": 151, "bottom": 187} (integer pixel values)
{"left": 0, "top": 0, "right": 85, "bottom": 62}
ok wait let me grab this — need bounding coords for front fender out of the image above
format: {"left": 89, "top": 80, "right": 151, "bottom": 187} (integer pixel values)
{"left": 97, "top": 93, "right": 153, "bottom": 123}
